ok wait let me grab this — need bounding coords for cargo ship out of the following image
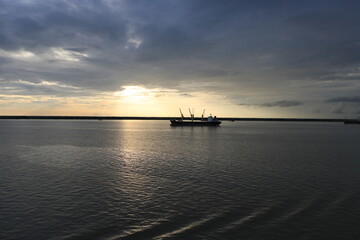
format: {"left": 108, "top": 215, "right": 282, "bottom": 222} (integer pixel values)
{"left": 170, "top": 109, "right": 221, "bottom": 127}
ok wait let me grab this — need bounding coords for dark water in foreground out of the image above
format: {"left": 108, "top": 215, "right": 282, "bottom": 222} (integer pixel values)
{"left": 0, "top": 120, "right": 359, "bottom": 240}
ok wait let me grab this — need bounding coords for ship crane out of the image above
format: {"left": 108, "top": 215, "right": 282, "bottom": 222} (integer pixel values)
{"left": 201, "top": 109, "right": 205, "bottom": 121}
{"left": 179, "top": 108, "right": 184, "bottom": 121}
{"left": 188, "top": 108, "right": 194, "bottom": 122}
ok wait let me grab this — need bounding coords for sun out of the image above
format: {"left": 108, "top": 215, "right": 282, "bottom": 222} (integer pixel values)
{"left": 114, "top": 86, "right": 151, "bottom": 102}
{"left": 120, "top": 86, "right": 147, "bottom": 97}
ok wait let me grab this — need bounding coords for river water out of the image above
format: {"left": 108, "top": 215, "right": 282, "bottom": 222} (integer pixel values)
{"left": 0, "top": 120, "right": 359, "bottom": 239}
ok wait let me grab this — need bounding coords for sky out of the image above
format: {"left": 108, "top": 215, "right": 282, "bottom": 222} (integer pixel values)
{"left": 1, "top": 0, "right": 360, "bottom": 118}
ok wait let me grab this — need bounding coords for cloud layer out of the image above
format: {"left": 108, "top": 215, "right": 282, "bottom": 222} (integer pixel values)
{"left": 1, "top": 0, "right": 360, "bottom": 116}
{"left": 239, "top": 100, "right": 303, "bottom": 108}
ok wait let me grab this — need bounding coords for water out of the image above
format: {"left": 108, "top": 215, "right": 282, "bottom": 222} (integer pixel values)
{"left": 0, "top": 120, "right": 359, "bottom": 240}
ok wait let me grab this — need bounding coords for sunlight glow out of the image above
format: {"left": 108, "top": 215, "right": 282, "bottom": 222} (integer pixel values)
{"left": 125, "top": 38, "right": 142, "bottom": 49}
{"left": 115, "top": 86, "right": 151, "bottom": 102}
{"left": 114, "top": 86, "right": 177, "bottom": 103}
{"left": 51, "top": 48, "right": 88, "bottom": 62}
{"left": 0, "top": 49, "right": 35, "bottom": 59}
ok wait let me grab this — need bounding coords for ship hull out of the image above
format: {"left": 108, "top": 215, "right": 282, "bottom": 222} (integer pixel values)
{"left": 170, "top": 120, "right": 221, "bottom": 126}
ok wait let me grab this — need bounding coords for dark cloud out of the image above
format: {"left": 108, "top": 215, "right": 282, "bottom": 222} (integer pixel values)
{"left": 0, "top": 56, "right": 11, "bottom": 64}
{"left": 239, "top": 100, "right": 303, "bottom": 108}
{"left": 179, "top": 93, "right": 193, "bottom": 97}
{"left": 0, "top": 0, "right": 128, "bottom": 50}
{"left": 64, "top": 48, "right": 88, "bottom": 53}
{"left": 327, "top": 96, "right": 360, "bottom": 103}
{"left": 331, "top": 102, "right": 346, "bottom": 114}
{"left": 261, "top": 101, "right": 304, "bottom": 107}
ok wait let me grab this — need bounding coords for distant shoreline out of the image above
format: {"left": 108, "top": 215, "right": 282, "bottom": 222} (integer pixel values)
{"left": 0, "top": 116, "right": 346, "bottom": 122}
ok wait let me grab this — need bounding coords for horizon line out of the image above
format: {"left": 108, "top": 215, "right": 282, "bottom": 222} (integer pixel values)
{"left": 0, "top": 116, "right": 347, "bottom": 122}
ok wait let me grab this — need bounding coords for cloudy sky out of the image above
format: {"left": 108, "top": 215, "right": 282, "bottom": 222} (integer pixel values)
{"left": 1, "top": 0, "right": 360, "bottom": 117}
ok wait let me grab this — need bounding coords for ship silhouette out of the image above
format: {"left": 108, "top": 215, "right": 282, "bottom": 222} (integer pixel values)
{"left": 170, "top": 108, "right": 221, "bottom": 126}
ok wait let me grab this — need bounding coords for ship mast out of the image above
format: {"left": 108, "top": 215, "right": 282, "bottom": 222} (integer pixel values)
{"left": 188, "top": 108, "right": 194, "bottom": 122}
{"left": 201, "top": 109, "right": 205, "bottom": 121}
{"left": 179, "top": 108, "right": 184, "bottom": 121}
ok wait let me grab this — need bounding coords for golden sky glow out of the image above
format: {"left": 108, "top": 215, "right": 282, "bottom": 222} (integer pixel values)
{"left": 0, "top": 83, "right": 317, "bottom": 118}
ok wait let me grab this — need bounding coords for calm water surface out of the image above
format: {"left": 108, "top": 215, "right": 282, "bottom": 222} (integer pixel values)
{"left": 0, "top": 120, "right": 359, "bottom": 240}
